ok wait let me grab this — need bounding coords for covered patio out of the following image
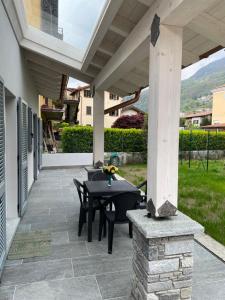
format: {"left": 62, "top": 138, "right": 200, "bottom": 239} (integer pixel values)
{"left": 1, "top": 0, "right": 225, "bottom": 299}
{"left": 0, "top": 167, "right": 225, "bottom": 300}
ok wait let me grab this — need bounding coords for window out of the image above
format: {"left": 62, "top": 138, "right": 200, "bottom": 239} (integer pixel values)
{"left": 109, "top": 93, "right": 119, "bottom": 100}
{"left": 109, "top": 110, "right": 119, "bottom": 117}
{"left": 84, "top": 89, "right": 92, "bottom": 98}
{"left": 86, "top": 106, "right": 92, "bottom": 115}
{"left": 193, "top": 120, "right": 199, "bottom": 125}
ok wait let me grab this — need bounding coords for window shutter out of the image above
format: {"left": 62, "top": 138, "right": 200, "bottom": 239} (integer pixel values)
{"left": 28, "top": 107, "right": 33, "bottom": 152}
{"left": 38, "top": 118, "right": 43, "bottom": 170}
{"left": 0, "top": 77, "right": 6, "bottom": 278}
{"left": 17, "top": 98, "right": 28, "bottom": 217}
{"left": 33, "top": 114, "right": 38, "bottom": 180}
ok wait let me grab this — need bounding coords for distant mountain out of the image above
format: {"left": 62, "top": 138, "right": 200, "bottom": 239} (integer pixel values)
{"left": 128, "top": 57, "right": 225, "bottom": 113}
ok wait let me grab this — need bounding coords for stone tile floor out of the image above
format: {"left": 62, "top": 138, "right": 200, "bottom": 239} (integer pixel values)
{"left": 0, "top": 167, "right": 225, "bottom": 300}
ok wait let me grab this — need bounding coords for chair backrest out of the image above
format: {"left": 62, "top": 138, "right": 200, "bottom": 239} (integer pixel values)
{"left": 110, "top": 192, "right": 142, "bottom": 222}
{"left": 91, "top": 171, "right": 108, "bottom": 181}
{"left": 136, "top": 180, "right": 147, "bottom": 201}
{"left": 73, "top": 178, "right": 85, "bottom": 206}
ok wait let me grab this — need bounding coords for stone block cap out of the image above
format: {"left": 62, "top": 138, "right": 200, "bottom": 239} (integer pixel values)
{"left": 127, "top": 210, "right": 204, "bottom": 238}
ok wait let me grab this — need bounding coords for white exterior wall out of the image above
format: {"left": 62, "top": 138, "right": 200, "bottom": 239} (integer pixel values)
{"left": 0, "top": 2, "right": 38, "bottom": 221}
{"left": 191, "top": 117, "right": 201, "bottom": 126}
{"left": 42, "top": 153, "right": 93, "bottom": 168}
{"left": 121, "top": 109, "right": 139, "bottom": 116}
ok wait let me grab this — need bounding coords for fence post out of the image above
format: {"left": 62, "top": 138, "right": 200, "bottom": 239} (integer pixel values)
{"left": 206, "top": 130, "right": 209, "bottom": 172}
{"left": 180, "top": 130, "right": 183, "bottom": 165}
{"left": 188, "top": 130, "right": 192, "bottom": 168}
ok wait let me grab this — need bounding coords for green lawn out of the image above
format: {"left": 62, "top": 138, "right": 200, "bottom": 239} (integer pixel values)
{"left": 119, "top": 161, "right": 225, "bottom": 246}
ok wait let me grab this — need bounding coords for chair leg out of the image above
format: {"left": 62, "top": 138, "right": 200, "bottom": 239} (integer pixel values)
{"left": 92, "top": 210, "right": 96, "bottom": 222}
{"left": 78, "top": 207, "right": 85, "bottom": 236}
{"left": 84, "top": 212, "right": 87, "bottom": 223}
{"left": 129, "top": 222, "right": 133, "bottom": 238}
{"left": 98, "top": 209, "right": 104, "bottom": 241}
{"left": 108, "top": 222, "right": 114, "bottom": 254}
{"left": 103, "top": 216, "right": 107, "bottom": 237}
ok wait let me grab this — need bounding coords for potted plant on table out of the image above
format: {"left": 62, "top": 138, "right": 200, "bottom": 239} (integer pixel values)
{"left": 103, "top": 165, "right": 118, "bottom": 186}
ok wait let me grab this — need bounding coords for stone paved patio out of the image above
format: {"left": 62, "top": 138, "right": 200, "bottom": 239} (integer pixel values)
{"left": 0, "top": 167, "right": 225, "bottom": 300}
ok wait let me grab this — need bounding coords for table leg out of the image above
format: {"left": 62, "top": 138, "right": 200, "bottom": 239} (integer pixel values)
{"left": 88, "top": 196, "right": 93, "bottom": 242}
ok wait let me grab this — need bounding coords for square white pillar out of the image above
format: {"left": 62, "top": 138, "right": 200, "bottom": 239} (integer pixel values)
{"left": 147, "top": 24, "right": 183, "bottom": 217}
{"left": 93, "top": 89, "right": 105, "bottom": 165}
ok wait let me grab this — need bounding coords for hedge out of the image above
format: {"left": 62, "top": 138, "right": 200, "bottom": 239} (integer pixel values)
{"left": 179, "top": 130, "right": 225, "bottom": 151}
{"left": 61, "top": 127, "right": 225, "bottom": 153}
{"left": 61, "top": 126, "right": 145, "bottom": 153}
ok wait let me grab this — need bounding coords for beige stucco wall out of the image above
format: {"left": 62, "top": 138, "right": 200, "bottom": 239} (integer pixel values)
{"left": 76, "top": 90, "right": 123, "bottom": 128}
{"left": 212, "top": 89, "right": 225, "bottom": 124}
{"left": 23, "top": 0, "right": 41, "bottom": 29}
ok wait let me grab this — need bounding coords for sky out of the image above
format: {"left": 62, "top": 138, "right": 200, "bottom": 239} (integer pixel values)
{"left": 181, "top": 48, "right": 225, "bottom": 80}
{"left": 58, "top": 0, "right": 107, "bottom": 54}
{"left": 68, "top": 48, "right": 225, "bottom": 89}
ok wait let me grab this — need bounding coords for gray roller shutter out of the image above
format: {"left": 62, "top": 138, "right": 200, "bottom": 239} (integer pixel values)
{"left": 28, "top": 107, "right": 33, "bottom": 152}
{"left": 17, "top": 98, "right": 28, "bottom": 217}
{"left": 38, "top": 118, "right": 43, "bottom": 170}
{"left": 33, "top": 113, "right": 38, "bottom": 180}
{"left": 0, "top": 77, "right": 6, "bottom": 277}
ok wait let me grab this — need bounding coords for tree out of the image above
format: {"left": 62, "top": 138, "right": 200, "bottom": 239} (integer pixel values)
{"left": 112, "top": 114, "right": 144, "bottom": 129}
{"left": 179, "top": 117, "right": 186, "bottom": 127}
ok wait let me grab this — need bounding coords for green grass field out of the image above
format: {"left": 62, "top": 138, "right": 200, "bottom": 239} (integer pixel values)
{"left": 119, "top": 161, "right": 225, "bottom": 246}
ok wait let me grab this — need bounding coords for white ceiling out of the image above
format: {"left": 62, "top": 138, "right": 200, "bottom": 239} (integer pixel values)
{"left": 4, "top": 0, "right": 225, "bottom": 99}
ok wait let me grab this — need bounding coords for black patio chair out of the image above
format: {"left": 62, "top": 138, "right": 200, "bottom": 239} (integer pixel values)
{"left": 73, "top": 178, "right": 103, "bottom": 237}
{"left": 98, "top": 191, "right": 143, "bottom": 254}
{"left": 136, "top": 180, "right": 147, "bottom": 209}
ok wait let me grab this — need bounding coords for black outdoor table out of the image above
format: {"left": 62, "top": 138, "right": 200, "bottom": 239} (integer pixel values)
{"left": 83, "top": 180, "right": 140, "bottom": 242}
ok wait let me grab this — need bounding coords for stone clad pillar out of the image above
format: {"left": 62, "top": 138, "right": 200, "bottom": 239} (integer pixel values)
{"left": 93, "top": 89, "right": 105, "bottom": 165}
{"left": 127, "top": 211, "right": 203, "bottom": 300}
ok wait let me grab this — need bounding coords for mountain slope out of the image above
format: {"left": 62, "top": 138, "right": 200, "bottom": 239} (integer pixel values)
{"left": 130, "top": 56, "right": 225, "bottom": 113}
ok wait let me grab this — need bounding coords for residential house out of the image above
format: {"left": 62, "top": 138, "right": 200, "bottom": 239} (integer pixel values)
{"left": 201, "top": 85, "right": 225, "bottom": 130}
{"left": 121, "top": 105, "right": 145, "bottom": 116}
{"left": 211, "top": 85, "right": 225, "bottom": 125}
{"left": 184, "top": 111, "right": 212, "bottom": 127}
{"left": 64, "top": 86, "right": 123, "bottom": 128}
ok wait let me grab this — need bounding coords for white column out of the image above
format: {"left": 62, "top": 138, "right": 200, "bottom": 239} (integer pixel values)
{"left": 147, "top": 24, "right": 183, "bottom": 217}
{"left": 93, "top": 89, "right": 105, "bottom": 165}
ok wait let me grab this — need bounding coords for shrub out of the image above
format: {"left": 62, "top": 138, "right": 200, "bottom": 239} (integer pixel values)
{"left": 112, "top": 114, "right": 144, "bottom": 129}
{"left": 179, "top": 130, "right": 225, "bottom": 151}
{"left": 61, "top": 127, "right": 225, "bottom": 153}
{"left": 61, "top": 126, "right": 93, "bottom": 153}
{"left": 53, "top": 122, "right": 70, "bottom": 131}
{"left": 61, "top": 126, "right": 145, "bottom": 153}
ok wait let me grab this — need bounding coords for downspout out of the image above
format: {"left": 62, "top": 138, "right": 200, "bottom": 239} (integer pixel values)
{"left": 104, "top": 87, "right": 143, "bottom": 115}
{"left": 59, "top": 74, "right": 68, "bottom": 107}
